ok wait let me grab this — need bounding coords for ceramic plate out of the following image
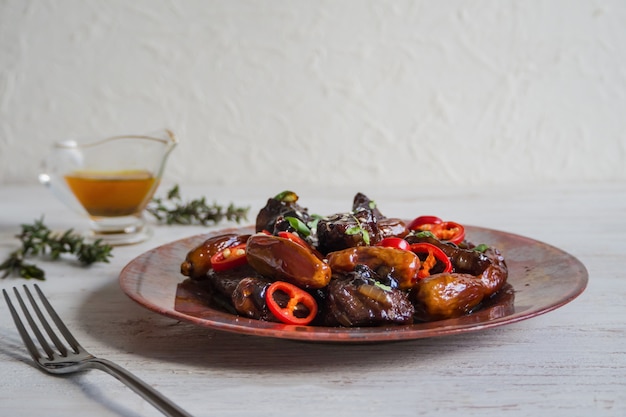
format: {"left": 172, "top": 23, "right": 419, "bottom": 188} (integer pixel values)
{"left": 119, "top": 225, "right": 588, "bottom": 343}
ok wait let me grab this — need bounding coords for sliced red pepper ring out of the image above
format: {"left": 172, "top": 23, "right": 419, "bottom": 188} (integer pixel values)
{"left": 376, "top": 237, "right": 411, "bottom": 251}
{"left": 410, "top": 243, "right": 453, "bottom": 279}
{"left": 265, "top": 281, "right": 318, "bottom": 325}
{"left": 409, "top": 216, "right": 466, "bottom": 245}
{"left": 210, "top": 243, "right": 248, "bottom": 272}
{"left": 431, "top": 221, "right": 465, "bottom": 245}
{"left": 407, "top": 215, "right": 443, "bottom": 231}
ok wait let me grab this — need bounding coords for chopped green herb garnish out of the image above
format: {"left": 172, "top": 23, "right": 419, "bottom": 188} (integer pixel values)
{"left": 345, "top": 226, "right": 361, "bottom": 236}
{"left": 307, "top": 214, "right": 323, "bottom": 231}
{"left": 374, "top": 281, "right": 392, "bottom": 292}
{"left": 361, "top": 229, "right": 370, "bottom": 245}
{"left": 285, "top": 216, "right": 311, "bottom": 237}
{"left": 274, "top": 190, "right": 299, "bottom": 203}
{"left": 473, "top": 243, "right": 489, "bottom": 253}
{"left": 345, "top": 214, "right": 371, "bottom": 245}
{"left": 413, "top": 230, "right": 437, "bottom": 239}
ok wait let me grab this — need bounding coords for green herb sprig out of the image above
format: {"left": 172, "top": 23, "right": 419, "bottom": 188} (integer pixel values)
{"left": 345, "top": 213, "right": 371, "bottom": 245}
{"left": 147, "top": 185, "right": 250, "bottom": 226}
{"left": 0, "top": 218, "right": 113, "bottom": 280}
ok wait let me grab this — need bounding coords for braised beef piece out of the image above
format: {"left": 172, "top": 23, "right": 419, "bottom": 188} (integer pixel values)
{"left": 200, "top": 265, "right": 270, "bottom": 317}
{"left": 316, "top": 192, "right": 407, "bottom": 254}
{"left": 353, "top": 192, "right": 408, "bottom": 238}
{"left": 323, "top": 265, "right": 414, "bottom": 327}
{"left": 316, "top": 208, "right": 379, "bottom": 254}
{"left": 255, "top": 190, "right": 311, "bottom": 234}
{"left": 205, "top": 264, "right": 261, "bottom": 297}
{"left": 352, "top": 192, "right": 384, "bottom": 218}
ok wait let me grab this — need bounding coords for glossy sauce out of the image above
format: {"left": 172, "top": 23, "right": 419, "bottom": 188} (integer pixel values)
{"left": 64, "top": 170, "right": 157, "bottom": 217}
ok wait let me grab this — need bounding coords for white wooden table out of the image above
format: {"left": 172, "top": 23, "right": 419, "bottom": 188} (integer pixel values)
{"left": 0, "top": 183, "right": 624, "bottom": 417}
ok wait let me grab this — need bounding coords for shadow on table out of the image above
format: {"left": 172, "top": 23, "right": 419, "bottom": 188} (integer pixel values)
{"left": 76, "top": 278, "right": 511, "bottom": 374}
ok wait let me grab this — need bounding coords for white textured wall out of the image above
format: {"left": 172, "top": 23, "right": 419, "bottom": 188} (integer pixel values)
{"left": 1, "top": 0, "right": 624, "bottom": 188}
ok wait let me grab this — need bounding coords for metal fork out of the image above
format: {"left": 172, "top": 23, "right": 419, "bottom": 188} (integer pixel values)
{"left": 3, "top": 284, "right": 193, "bottom": 417}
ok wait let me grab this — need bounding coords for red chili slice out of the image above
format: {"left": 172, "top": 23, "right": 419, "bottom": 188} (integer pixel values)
{"left": 277, "top": 231, "right": 309, "bottom": 249}
{"left": 409, "top": 216, "right": 466, "bottom": 245}
{"left": 407, "top": 216, "right": 443, "bottom": 231}
{"left": 265, "top": 281, "right": 318, "bottom": 325}
{"left": 210, "top": 243, "right": 248, "bottom": 272}
{"left": 410, "top": 243, "right": 453, "bottom": 279}
{"left": 376, "top": 237, "right": 411, "bottom": 251}
{"left": 431, "top": 221, "right": 465, "bottom": 245}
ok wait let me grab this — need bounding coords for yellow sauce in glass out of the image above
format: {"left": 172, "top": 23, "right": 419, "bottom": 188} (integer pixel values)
{"left": 64, "top": 170, "right": 157, "bottom": 217}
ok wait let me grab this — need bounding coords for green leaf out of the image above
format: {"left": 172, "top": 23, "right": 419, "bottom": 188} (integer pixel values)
{"left": 345, "top": 214, "right": 371, "bottom": 245}
{"left": 166, "top": 184, "right": 181, "bottom": 200}
{"left": 362, "top": 229, "right": 370, "bottom": 245}
{"left": 345, "top": 226, "right": 361, "bottom": 236}
{"left": 473, "top": 243, "right": 489, "bottom": 253}
{"left": 285, "top": 216, "right": 311, "bottom": 237}
{"left": 413, "top": 231, "right": 436, "bottom": 239}
{"left": 274, "top": 190, "right": 298, "bottom": 203}
{"left": 307, "top": 214, "right": 323, "bottom": 231}
{"left": 374, "top": 281, "right": 392, "bottom": 292}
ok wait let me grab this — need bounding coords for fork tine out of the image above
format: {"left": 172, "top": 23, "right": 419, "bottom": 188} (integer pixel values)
{"left": 15, "top": 286, "right": 60, "bottom": 359}
{"left": 24, "top": 285, "right": 70, "bottom": 356}
{"left": 2, "top": 287, "right": 51, "bottom": 361}
{"left": 33, "top": 284, "right": 82, "bottom": 354}
{"left": 3, "top": 288, "right": 41, "bottom": 361}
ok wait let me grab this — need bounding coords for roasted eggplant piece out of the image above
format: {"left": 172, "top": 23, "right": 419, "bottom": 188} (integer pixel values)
{"left": 378, "top": 218, "right": 409, "bottom": 240}
{"left": 205, "top": 264, "right": 261, "bottom": 299}
{"left": 180, "top": 233, "right": 250, "bottom": 280}
{"left": 476, "top": 247, "right": 508, "bottom": 297}
{"left": 327, "top": 246, "right": 420, "bottom": 290}
{"left": 231, "top": 276, "right": 275, "bottom": 321}
{"left": 246, "top": 233, "right": 332, "bottom": 289}
{"left": 412, "top": 273, "right": 486, "bottom": 321}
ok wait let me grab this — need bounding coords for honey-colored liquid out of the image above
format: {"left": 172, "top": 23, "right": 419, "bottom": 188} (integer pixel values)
{"left": 64, "top": 170, "right": 158, "bottom": 217}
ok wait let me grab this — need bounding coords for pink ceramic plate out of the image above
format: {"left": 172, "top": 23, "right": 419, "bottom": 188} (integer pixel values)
{"left": 119, "top": 225, "right": 588, "bottom": 343}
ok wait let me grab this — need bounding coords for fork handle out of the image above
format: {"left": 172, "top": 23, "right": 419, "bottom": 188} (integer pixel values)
{"left": 88, "top": 358, "right": 193, "bottom": 417}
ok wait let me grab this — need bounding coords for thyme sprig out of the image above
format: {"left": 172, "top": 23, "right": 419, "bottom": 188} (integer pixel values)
{"left": 147, "top": 185, "right": 250, "bottom": 226}
{"left": 0, "top": 218, "right": 113, "bottom": 280}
